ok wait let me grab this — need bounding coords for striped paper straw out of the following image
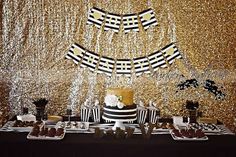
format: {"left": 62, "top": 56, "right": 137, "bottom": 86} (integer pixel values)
{"left": 92, "top": 106, "right": 100, "bottom": 123}
{"left": 149, "top": 109, "right": 159, "bottom": 124}
{"left": 137, "top": 109, "right": 147, "bottom": 124}
{"left": 81, "top": 107, "right": 91, "bottom": 122}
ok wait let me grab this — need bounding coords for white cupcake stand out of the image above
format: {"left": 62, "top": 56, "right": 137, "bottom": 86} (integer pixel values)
{"left": 102, "top": 116, "right": 137, "bottom": 130}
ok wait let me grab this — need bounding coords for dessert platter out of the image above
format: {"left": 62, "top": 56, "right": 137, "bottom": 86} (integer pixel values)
{"left": 88, "top": 123, "right": 140, "bottom": 134}
{"left": 56, "top": 121, "right": 90, "bottom": 133}
{"left": 154, "top": 122, "right": 176, "bottom": 131}
{"left": 131, "top": 122, "right": 176, "bottom": 135}
{"left": 170, "top": 128, "right": 208, "bottom": 141}
{"left": 27, "top": 124, "right": 65, "bottom": 140}
{"left": 2, "top": 120, "right": 43, "bottom": 132}
{"left": 187, "top": 123, "right": 221, "bottom": 133}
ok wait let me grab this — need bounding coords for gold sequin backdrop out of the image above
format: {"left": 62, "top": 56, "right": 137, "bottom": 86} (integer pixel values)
{"left": 0, "top": 0, "right": 235, "bottom": 130}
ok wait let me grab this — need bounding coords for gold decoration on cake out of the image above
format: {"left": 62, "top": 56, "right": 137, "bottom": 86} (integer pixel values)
{"left": 106, "top": 88, "right": 134, "bottom": 106}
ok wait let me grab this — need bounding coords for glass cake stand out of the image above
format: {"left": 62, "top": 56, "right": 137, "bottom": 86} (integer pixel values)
{"left": 102, "top": 116, "right": 136, "bottom": 130}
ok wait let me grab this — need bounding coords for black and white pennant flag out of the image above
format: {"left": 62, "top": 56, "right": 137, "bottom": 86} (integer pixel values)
{"left": 148, "top": 50, "right": 167, "bottom": 72}
{"left": 65, "top": 43, "right": 85, "bottom": 65}
{"left": 116, "top": 59, "right": 132, "bottom": 77}
{"left": 133, "top": 56, "right": 151, "bottom": 76}
{"left": 139, "top": 9, "right": 158, "bottom": 30}
{"left": 87, "top": 7, "right": 106, "bottom": 29}
{"left": 97, "top": 56, "right": 115, "bottom": 77}
{"left": 104, "top": 13, "right": 122, "bottom": 33}
{"left": 80, "top": 50, "right": 100, "bottom": 72}
{"left": 161, "top": 43, "right": 182, "bottom": 65}
{"left": 123, "top": 14, "right": 139, "bottom": 33}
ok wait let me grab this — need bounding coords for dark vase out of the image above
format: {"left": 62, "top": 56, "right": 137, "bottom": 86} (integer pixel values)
{"left": 33, "top": 99, "right": 48, "bottom": 121}
{"left": 22, "top": 107, "right": 28, "bottom": 115}
{"left": 189, "top": 109, "right": 197, "bottom": 123}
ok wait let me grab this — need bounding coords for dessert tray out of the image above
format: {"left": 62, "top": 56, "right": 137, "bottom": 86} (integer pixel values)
{"left": 187, "top": 123, "right": 221, "bottom": 133}
{"left": 56, "top": 121, "right": 90, "bottom": 132}
{"left": 0, "top": 121, "right": 15, "bottom": 132}
{"left": 153, "top": 122, "right": 176, "bottom": 132}
{"left": 27, "top": 125, "right": 65, "bottom": 140}
{"left": 1, "top": 120, "right": 42, "bottom": 132}
{"left": 170, "top": 129, "right": 208, "bottom": 141}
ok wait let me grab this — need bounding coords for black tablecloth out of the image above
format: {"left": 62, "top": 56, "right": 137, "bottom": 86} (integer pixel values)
{"left": 0, "top": 132, "right": 235, "bottom": 157}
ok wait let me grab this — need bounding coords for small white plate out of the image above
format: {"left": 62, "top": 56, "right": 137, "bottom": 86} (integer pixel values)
{"left": 170, "top": 130, "right": 208, "bottom": 141}
{"left": 27, "top": 131, "right": 65, "bottom": 140}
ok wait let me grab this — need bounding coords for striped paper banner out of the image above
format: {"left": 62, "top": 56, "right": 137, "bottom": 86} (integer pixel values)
{"left": 161, "top": 43, "right": 182, "bottom": 65}
{"left": 80, "top": 50, "right": 100, "bottom": 72}
{"left": 148, "top": 50, "right": 167, "bottom": 71}
{"left": 104, "top": 13, "right": 122, "bottom": 33}
{"left": 139, "top": 8, "right": 158, "bottom": 30}
{"left": 97, "top": 56, "right": 115, "bottom": 77}
{"left": 87, "top": 7, "right": 106, "bottom": 28}
{"left": 123, "top": 14, "right": 139, "bottom": 33}
{"left": 65, "top": 43, "right": 85, "bottom": 64}
{"left": 116, "top": 59, "right": 132, "bottom": 77}
{"left": 133, "top": 56, "right": 151, "bottom": 76}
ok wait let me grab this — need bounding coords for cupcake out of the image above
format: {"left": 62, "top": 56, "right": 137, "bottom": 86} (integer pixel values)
{"left": 80, "top": 99, "right": 91, "bottom": 122}
{"left": 92, "top": 99, "right": 101, "bottom": 123}
{"left": 148, "top": 101, "right": 160, "bottom": 124}
{"left": 137, "top": 101, "right": 148, "bottom": 124}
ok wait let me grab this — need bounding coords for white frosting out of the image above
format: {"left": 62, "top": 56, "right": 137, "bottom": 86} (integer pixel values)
{"left": 104, "top": 94, "right": 124, "bottom": 109}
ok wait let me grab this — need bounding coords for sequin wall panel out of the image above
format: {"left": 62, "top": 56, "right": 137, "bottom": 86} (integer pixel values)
{"left": 0, "top": 0, "right": 236, "bottom": 130}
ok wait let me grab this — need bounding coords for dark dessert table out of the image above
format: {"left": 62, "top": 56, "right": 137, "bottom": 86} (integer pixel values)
{"left": 0, "top": 131, "right": 235, "bottom": 157}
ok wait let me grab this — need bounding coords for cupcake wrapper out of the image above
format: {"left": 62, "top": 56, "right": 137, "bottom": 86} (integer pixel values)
{"left": 149, "top": 109, "right": 159, "bottom": 124}
{"left": 81, "top": 108, "right": 91, "bottom": 122}
{"left": 92, "top": 107, "right": 100, "bottom": 122}
{"left": 137, "top": 109, "right": 147, "bottom": 124}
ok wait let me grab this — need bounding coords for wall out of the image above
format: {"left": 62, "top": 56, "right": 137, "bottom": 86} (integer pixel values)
{"left": 0, "top": 0, "right": 235, "bottom": 129}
